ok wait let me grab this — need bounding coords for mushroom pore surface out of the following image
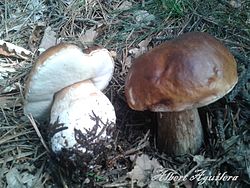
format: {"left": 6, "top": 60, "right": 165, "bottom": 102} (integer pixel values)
{"left": 23, "top": 44, "right": 114, "bottom": 119}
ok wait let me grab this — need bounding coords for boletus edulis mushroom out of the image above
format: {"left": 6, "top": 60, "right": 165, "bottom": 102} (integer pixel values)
{"left": 23, "top": 43, "right": 116, "bottom": 170}
{"left": 24, "top": 43, "right": 114, "bottom": 120}
{"left": 125, "top": 32, "right": 238, "bottom": 156}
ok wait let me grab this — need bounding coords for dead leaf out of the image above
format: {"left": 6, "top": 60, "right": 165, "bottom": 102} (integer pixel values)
{"left": 121, "top": 55, "right": 132, "bottom": 75}
{"left": 138, "top": 37, "right": 151, "bottom": 49}
{"left": 6, "top": 168, "right": 23, "bottom": 188}
{"left": 0, "top": 40, "right": 33, "bottom": 60}
{"left": 6, "top": 167, "right": 37, "bottom": 188}
{"left": 128, "top": 154, "right": 163, "bottom": 187}
{"left": 117, "top": 1, "right": 133, "bottom": 10}
{"left": 129, "top": 38, "right": 151, "bottom": 58}
{"left": 5, "top": 165, "right": 44, "bottom": 188}
{"left": 0, "top": 63, "right": 16, "bottom": 73}
{"left": 134, "top": 10, "right": 155, "bottom": 26}
{"left": 28, "top": 22, "right": 46, "bottom": 52}
{"left": 38, "top": 26, "right": 57, "bottom": 54}
{"left": 0, "top": 59, "right": 21, "bottom": 90}
{"left": 193, "top": 155, "right": 205, "bottom": 165}
{"left": 109, "top": 50, "right": 117, "bottom": 58}
{"left": 229, "top": 0, "right": 241, "bottom": 8}
{"left": 79, "top": 27, "right": 98, "bottom": 44}
{"left": 129, "top": 48, "right": 141, "bottom": 57}
{"left": 0, "top": 63, "right": 17, "bottom": 92}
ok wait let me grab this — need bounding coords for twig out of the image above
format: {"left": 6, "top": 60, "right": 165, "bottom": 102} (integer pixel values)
{"left": 1, "top": 106, "right": 9, "bottom": 125}
{"left": 107, "top": 132, "right": 150, "bottom": 167}
{"left": 124, "top": 140, "right": 149, "bottom": 156}
{"left": 59, "top": 170, "right": 69, "bottom": 188}
{"left": 0, "top": 151, "right": 34, "bottom": 164}
{"left": 0, "top": 129, "right": 33, "bottom": 145}
{"left": 103, "top": 181, "right": 131, "bottom": 188}
{"left": 4, "top": 0, "right": 8, "bottom": 38}
{"left": 27, "top": 114, "right": 50, "bottom": 153}
{"left": 138, "top": 129, "right": 150, "bottom": 146}
{"left": 96, "top": 0, "right": 108, "bottom": 24}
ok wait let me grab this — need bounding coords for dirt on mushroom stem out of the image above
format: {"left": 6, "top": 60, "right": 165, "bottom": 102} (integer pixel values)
{"left": 48, "top": 112, "right": 116, "bottom": 183}
{"left": 0, "top": 0, "right": 249, "bottom": 187}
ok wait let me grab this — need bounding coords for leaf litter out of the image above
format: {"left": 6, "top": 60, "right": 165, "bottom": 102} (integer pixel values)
{"left": 0, "top": 0, "right": 249, "bottom": 187}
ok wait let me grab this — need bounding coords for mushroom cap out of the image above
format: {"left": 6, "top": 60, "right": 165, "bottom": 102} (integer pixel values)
{"left": 49, "top": 80, "right": 116, "bottom": 154}
{"left": 125, "top": 32, "right": 238, "bottom": 112}
{"left": 23, "top": 44, "right": 114, "bottom": 119}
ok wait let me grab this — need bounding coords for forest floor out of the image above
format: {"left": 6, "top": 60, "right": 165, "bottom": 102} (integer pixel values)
{"left": 0, "top": 0, "right": 249, "bottom": 187}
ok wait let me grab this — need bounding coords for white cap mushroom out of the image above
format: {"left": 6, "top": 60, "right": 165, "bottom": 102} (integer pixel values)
{"left": 49, "top": 80, "right": 116, "bottom": 154}
{"left": 23, "top": 44, "right": 114, "bottom": 120}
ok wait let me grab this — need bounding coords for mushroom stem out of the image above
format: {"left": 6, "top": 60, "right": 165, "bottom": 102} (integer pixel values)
{"left": 157, "top": 108, "right": 203, "bottom": 155}
{"left": 49, "top": 80, "right": 116, "bottom": 154}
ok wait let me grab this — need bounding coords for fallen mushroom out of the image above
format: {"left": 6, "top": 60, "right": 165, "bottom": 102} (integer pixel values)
{"left": 23, "top": 43, "right": 116, "bottom": 173}
{"left": 125, "top": 32, "right": 238, "bottom": 155}
{"left": 49, "top": 80, "right": 116, "bottom": 161}
{"left": 23, "top": 44, "right": 114, "bottom": 120}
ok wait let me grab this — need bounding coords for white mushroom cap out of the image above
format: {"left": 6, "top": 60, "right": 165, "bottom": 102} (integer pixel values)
{"left": 49, "top": 80, "right": 116, "bottom": 154}
{"left": 23, "top": 44, "right": 114, "bottom": 119}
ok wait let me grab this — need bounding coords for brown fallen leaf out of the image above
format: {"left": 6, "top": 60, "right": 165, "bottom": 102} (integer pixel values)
{"left": 79, "top": 27, "right": 98, "bottom": 45}
{"left": 28, "top": 22, "right": 46, "bottom": 52}
{"left": 138, "top": 37, "right": 151, "bottom": 49}
{"left": 38, "top": 26, "right": 57, "bottom": 54}
{"left": 128, "top": 154, "right": 163, "bottom": 187}
{"left": 129, "top": 37, "right": 151, "bottom": 58}
{"left": 0, "top": 40, "right": 33, "bottom": 60}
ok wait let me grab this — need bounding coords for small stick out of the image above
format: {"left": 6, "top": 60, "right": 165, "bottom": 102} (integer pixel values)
{"left": 27, "top": 114, "right": 50, "bottom": 153}
{"left": 103, "top": 182, "right": 131, "bottom": 188}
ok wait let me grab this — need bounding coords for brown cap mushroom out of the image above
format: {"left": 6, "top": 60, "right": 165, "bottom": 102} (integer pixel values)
{"left": 125, "top": 32, "right": 238, "bottom": 155}
{"left": 23, "top": 43, "right": 114, "bottom": 120}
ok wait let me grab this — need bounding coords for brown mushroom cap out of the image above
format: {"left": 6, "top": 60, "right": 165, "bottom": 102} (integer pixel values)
{"left": 125, "top": 32, "right": 238, "bottom": 112}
